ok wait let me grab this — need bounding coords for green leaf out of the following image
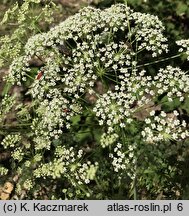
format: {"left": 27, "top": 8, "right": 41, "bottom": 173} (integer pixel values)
{"left": 93, "top": 128, "right": 103, "bottom": 143}
{"left": 176, "top": 2, "right": 188, "bottom": 15}
{"left": 70, "top": 115, "right": 81, "bottom": 126}
{"left": 52, "top": 139, "right": 61, "bottom": 147}
{"left": 1, "top": 82, "right": 12, "bottom": 96}
{"left": 74, "top": 128, "right": 92, "bottom": 143}
{"left": 181, "top": 97, "right": 189, "bottom": 114}
{"left": 161, "top": 96, "right": 181, "bottom": 112}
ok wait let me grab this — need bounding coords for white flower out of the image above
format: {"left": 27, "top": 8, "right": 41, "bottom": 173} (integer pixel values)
{"left": 150, "top": 110, "right": 155, "bottom": 116}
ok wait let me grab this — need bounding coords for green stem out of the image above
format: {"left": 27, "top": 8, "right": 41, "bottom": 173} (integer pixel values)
{"left": 25, "top": 73, "right": 35, "bottom": 80}
{"left": 0, "top": 55, "right": 9, "bottom": 63}
{"left": 95, "top": 177, "right": 101, "bottom": 189}
{"left": 133, "top": 176, "right": 137, "bottom": 200}
{"left": 125, "top": 1, "right": 131, "bottom": 42}
{"left": 133, "top": 155, "right": 138, "bottom": 200}
{"left": 104, "top": 74, "right": 120, "bottom": 84}
{"left": 133, "top": 53, "right": 182, "bottom": 69}
{"left": 108, "top": 28, "right": 113, "bottom": 44}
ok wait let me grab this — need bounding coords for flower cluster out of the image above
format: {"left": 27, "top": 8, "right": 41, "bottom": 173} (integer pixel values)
{"left": 94, "top": 65, "right": 189, "bottom": 133}
{"left": 118, "top": 69, "right": 154, "bottom": 105}
{"left": 1, "top": 134, "right": 21, "bottom": 149}
{"left": 132, "top": 12, "right": 168, "bottom": 56}
{"left": 0, "top": 166, "right": 8, "bottom": 176}
{"left": 34, "top": 145, "right": 98, "bottom": 185}
{"left": 100, "top": 132, "right": 119, "bottom": 148}
{"left": 4, "top": 3, "right": 171, "bottom": 143}
{"left": 33, "top": 146, "right": 82, "bottom": 179}
{"left": 152, "top": 66, "right": 189, "bottom": 102}
{"left": 93, "top": 91, "right": 134, "bottom": 133}
{"left": 0, "top": 94, "right": 16, "bottom": 123}
{"left": 73, "top": 161, "right": 99, "bottom": 185}
{"left": 6, "top": 4, "right": 168, "bottom": 85}
{"left": 109, "top": 143, "right": 126, "bottom": 172}
{"left": 31, "top": 96, "right": 81, "bottom": 149}
{"left": 11, "top": 147, "right": 24, "bottom": 162}
{"left": 109, "top": 142, "right": 137, "bottom": 179}
{"left": 0, "top": 0, "right": 58, "bottom": 68}
{"left": 141, "top": 110, "right": 189, "bottom": 143}
{"left": 23, "top": 179, "right": 33, "bottom": 191}
{"left": 6, "top": 56, "right": 31, "bottom": 86}
{"left": 28, "top": 61, "right": 62, "bottom": 100}
{"left": 176, "top": 39, "right": 189, "bottom": 60}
